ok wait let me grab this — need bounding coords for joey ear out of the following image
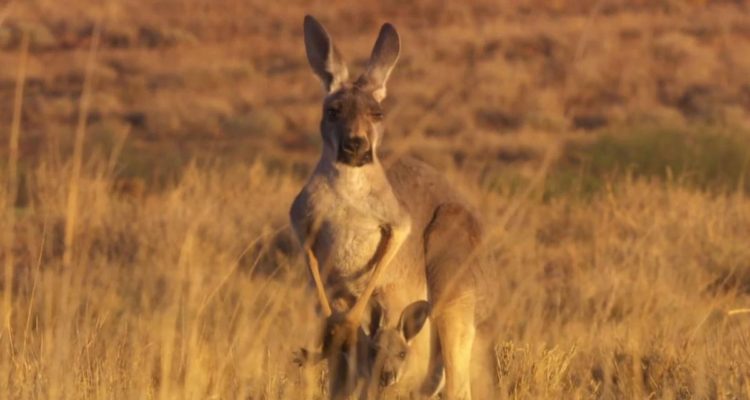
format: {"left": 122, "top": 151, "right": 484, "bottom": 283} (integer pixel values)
{"left": 303, "top": 15, "right": 349, "bottom": 93}
{"left": 362, "top": 301, "right": 385, "bottom": 337}
{"left": 359, "top": 23, "right": 400, "bottom": 102}
{"left": 398, "top": 300, "right": 430, "bottom": 342}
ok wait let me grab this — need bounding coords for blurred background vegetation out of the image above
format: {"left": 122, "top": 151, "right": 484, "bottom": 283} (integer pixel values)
{"left": 1, "top": 1, "right": 750, "bottom": 399}
{"left": 1, "top": 0, "right": 749, "bottom": 191}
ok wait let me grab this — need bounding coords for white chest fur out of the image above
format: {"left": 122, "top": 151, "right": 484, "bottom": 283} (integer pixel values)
{"left": 309, "top": 162, "right": 403, "bottom": 295}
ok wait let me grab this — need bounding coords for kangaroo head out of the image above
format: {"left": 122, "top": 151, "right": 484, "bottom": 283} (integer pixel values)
{"left": 303, "top": 15, "right": 400, "bottom": 168}
{"left": 366, "top": 300, "right": 431, "bottom": 388}
{"left": 300, "top": 300, "right": 430, "bottom": 398}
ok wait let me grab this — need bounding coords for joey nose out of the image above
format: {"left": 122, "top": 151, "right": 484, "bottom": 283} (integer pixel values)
{"left": 380, "top": 371, "right": 396, "bottom": 387}
{"left": 343, "top": 137, "right": 368, "bottom": 154}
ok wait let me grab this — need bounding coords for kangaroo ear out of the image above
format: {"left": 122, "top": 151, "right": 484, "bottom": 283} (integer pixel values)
{"left": 303, "top": 15, "right": 349, "bottom": 93}
{"left": 398, "top": 300, "right": 430, "bottom": 343}
{"left": 359, "top": 23, "right": 400, "bottom": 102}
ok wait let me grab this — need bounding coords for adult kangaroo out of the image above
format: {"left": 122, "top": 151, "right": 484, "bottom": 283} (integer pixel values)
{"left": 290, "top": 15, "right": 483, "bottom": 399}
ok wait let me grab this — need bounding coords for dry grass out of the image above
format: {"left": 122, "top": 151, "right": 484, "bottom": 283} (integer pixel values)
{"left": 1, "top": 0, "right": 750, "bottom": 399}
{"left": 1, "top": 156, "right": 749, "bottom": 399}
{"left": 2, "top": 0, "right": 750, "bottom": 176}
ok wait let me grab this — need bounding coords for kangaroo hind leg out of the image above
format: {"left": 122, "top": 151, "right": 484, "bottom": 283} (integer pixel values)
{"left": 424, "top": 202, "right": 483, "bottom": 400}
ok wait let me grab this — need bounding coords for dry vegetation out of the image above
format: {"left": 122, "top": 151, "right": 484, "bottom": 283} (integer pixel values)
{"left": 2, "top": 0, "right": 750, "bottom": 398}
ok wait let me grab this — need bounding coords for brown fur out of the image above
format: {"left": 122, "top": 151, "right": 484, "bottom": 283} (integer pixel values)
{"left": 290, "top": 15, "right": 485, "bottom": 399}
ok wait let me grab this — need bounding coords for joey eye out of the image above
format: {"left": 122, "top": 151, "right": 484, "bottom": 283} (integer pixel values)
{"left": 398, "top": 351, "right": 406, "bottom": 359}
{"left": 370, "top": 111, "right": 384, "bottom": 120}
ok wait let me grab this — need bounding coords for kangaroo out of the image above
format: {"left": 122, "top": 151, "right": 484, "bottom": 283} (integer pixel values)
{"left": 296, "top": 300, "right": 433, "bottom": 398}
{"left": 290, "top": 15, "right": 483, "bottom": 399}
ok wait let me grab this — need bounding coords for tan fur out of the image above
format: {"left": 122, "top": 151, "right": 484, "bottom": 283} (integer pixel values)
{"left": 291, "top": 15, "right": 484, "bottom": 400}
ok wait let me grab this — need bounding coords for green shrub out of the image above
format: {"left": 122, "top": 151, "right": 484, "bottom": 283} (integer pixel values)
{"left": 548, "top": 124, "right": 750, "bottom": 199}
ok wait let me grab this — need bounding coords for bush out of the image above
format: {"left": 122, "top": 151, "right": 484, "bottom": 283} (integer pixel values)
{"left": 548, "top": 124, "right": 750, "bottom": 198}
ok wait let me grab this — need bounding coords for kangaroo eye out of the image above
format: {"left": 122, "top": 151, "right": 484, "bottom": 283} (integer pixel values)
{"left": 327, "top": 107, "right": 340, "bottom": 120}
{"left": 370, "top": 111, "right": 383, "bottom": 120}
{"left": 398, "top": 351, "right": 406, "bottom": 359}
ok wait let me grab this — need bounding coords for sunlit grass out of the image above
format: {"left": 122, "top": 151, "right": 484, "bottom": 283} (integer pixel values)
{"left": 1, "top": 0, "right": 750, "bottom": 398}
{"left": 1, "top": 153, "right": 749, "bottom": 398}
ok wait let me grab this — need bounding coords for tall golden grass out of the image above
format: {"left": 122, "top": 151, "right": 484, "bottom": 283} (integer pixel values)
{"left": 2, "top": 151, "right": 750, "bottom": 398}
{"left": 1, "top": 0, "right": 750, "bottom": 399}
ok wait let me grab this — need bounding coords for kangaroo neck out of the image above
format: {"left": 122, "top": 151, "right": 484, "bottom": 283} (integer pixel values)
{"left": 314, "top": 155, "right": 400, "bottom": 213}
{"left": 317, "top": 155, "right": 386, "bottom": 187}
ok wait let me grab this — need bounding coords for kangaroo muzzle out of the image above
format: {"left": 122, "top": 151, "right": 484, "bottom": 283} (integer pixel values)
{"left": 337, "top": 136, "right": 373, "bottom": 167}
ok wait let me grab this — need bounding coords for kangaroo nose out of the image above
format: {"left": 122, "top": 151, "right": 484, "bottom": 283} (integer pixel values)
{"left": 380, "top": 371, "right": 396, "bottom": 387}
{"left": 343, "top": 137, "right": 368, "bottom": 154}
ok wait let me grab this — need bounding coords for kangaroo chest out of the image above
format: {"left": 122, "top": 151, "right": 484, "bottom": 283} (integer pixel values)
{"left": 315, "top": 207, "right": 382, "bottom": 287}
{"left": 307, "top": 168, "right": 403, "bottom": 296}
